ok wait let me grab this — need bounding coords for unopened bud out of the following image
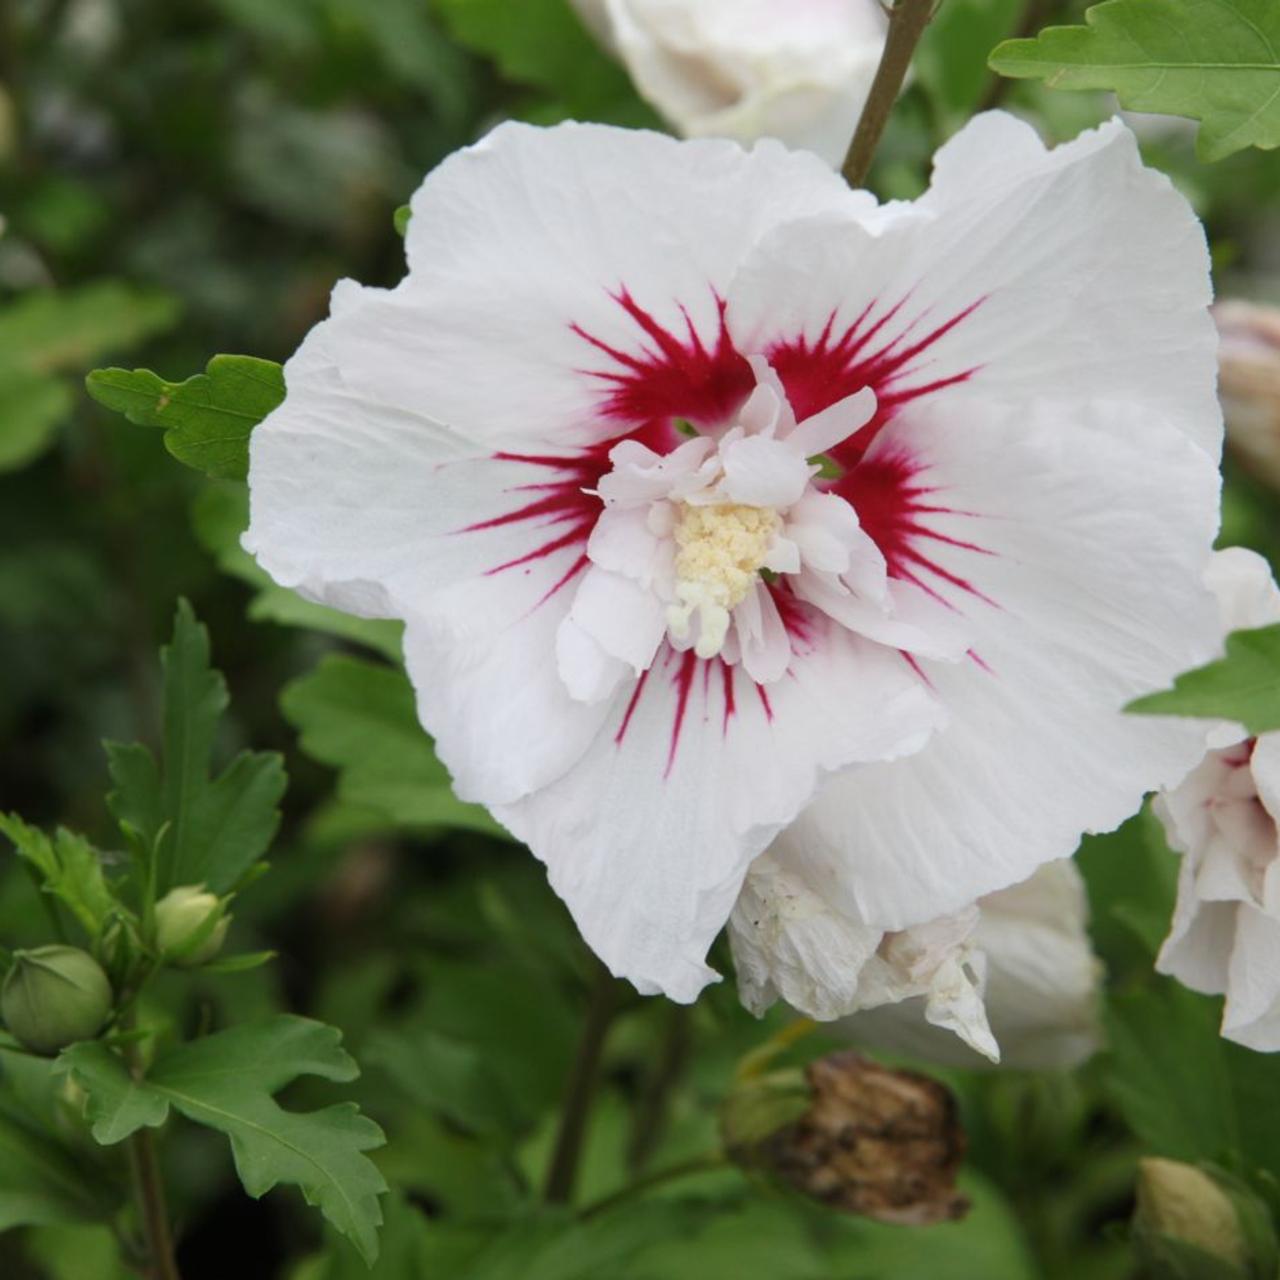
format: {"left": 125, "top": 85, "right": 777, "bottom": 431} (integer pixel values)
{"left": 1133, "top": 1158, "right": 1278, "bottom": 1280}
{"left": 1216, "top": 301, "right": 1280, "bottom": 492}
{"left": 1, "top": 946, "right": 112, "bottom": 1055}
{"left": 724, "top": 1049, "right": 968, "bottom": 1225}
{"left": 155, "top": 885, "right": 230, "bottom": 966}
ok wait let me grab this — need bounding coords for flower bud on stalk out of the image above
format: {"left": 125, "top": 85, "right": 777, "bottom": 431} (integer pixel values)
{"left": 723, "top": 1049, "right": 968, "bottom": 1225}
{"left": 1132, "top": 1158, "right": 1279, "bottom": 1280}
{"left": 155, "top": 885, "right": 230, "bottom": 967}
{"left": 1, "top": 946, "right": 113, "bottom": 1055}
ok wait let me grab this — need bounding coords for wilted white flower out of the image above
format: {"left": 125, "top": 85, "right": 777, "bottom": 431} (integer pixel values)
{"left": 1155, "top": 547, "right": 1280, "bottom": 1051}
{"left": 731, "top": 858, "right": 1102, "bottom": 1067}
{"left": 246, "top": 114, "right": 1221, "bottom": 1002}
{"left": 569, "top": 0, "right": 889, "bottom": 166}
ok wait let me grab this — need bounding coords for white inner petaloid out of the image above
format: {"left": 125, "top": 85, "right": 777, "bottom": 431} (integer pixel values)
{"left": 556, "top": 355, "right": 973, "bottom": 703}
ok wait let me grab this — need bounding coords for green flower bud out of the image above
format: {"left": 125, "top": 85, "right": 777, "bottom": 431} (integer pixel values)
{"left": 154, "top": 885, "right": 230, "bottom": 967}
{"left": 1, "top": 946, "right": 112, "bottom": 1055}
{"left": 723, "top": 1049, "right": 968, "bottom": 1225}
{"left": 1133, "top": 1158, "right": 1279, "bottom": 1280}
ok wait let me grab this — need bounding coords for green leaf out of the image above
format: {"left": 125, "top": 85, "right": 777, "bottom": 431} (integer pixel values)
{"left": 0, "top": 281, "right": 178, "bottom": 472}
{"left": 0, "top": 283, "right": 178, "bottom": 376}
{"left": 434, "top": 0, "right": 651, "bottom": 122}
{"left": 60, "top": 1016, "right": 387, "bottom": 1262}
{"left": 280, "top": 655, "right": 504, "bottom": 837}
{"left": 0, "top": 1048, "right": 124, "bottom": 1231}
{"left": 916, "top": 0, "right": 1023, "bottom": 117}
{"left": 54, "top": 1042, "right": 169, "bottom": 1144}
{"left": 0, "top": 814, "right": 118, "bottom": 941}
{"left": 1108, "top": 982, "right": 1239, "bottom": 1164}
{"left": 0, "top": 368, "right": 73, "bottom": 471}
{"left": 191, "top": 484, "right": 403, "bottom": 659}
{"left": 106, "top": 599, "right": 286, "bottom": 895}
{"left": 393, "top": 205, "right": 411, "bottom": 237}
{"left": 85, "top": 354, "right": 284, "bottom": 481}
{"left": 1107, "top": 978, "right": 1280, "bottom": 1183}
{"left": 365, "top": 1027, "right": 520, "bottom": 1136}
{"left": 0, "top": 1109, "right": 120, "bottom": 1231}
{"left": 989, "top": 0, "right": 1280, "bottom": 162}
{"left": 1127, "top": 624, "right": 1280, "bottom": 732}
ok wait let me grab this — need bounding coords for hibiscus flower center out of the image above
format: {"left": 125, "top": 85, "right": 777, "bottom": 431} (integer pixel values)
{"left": 667, "top": 501, "right": 782, "bottom": 658}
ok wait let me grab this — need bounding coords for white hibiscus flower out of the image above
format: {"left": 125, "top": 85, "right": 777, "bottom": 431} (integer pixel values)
{"left": 730, "top": 856, "right": 1102, "bottom": 1067}
{"left": 246, "top": 113, "right": 1222, "bottom": 1003}
{"left": 568, "top": 0, "right": 889, "bottom": 167}
{"left": 1154, "top": 547, "right": 1280, "bottom": 1051}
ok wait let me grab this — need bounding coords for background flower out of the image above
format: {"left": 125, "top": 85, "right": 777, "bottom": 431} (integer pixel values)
{"left": 1155, "top": 547, "right": 1280, "bottom": 1051}
{"left": 568, "top": 0, "right": 889, "bottom": 166}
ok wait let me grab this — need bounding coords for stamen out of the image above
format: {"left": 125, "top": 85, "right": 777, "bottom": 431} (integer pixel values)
{"left": 667, "top": 502, "right": 781, "bottom": 658}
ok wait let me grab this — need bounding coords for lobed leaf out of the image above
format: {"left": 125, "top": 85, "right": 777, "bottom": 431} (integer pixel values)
{"left": 989, "top": 0, "right": 1280, "bottom": 162}
{"left": 106, "top": 599, "right": 286, "bottom": 895}
{"left": 60, "top": 1016, "right": 387, "bottom": 1262}
{"left": 1127, "top": 623, "right": 1280, "bottom": 732}
{"left": 0, "top": 814, "right": 117, "bottom": 941}
{"left": 85, "top": 354, "right": 284, "bottom": 481}
{"left": 280, "top": 655, "right": 504, "bottom": 837}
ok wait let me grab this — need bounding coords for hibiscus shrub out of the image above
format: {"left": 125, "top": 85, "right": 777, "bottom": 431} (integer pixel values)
{"left": 2, "top": 1, "right": 1280, "bottom": 1279}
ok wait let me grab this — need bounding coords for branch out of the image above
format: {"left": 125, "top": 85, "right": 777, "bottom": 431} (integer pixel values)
{"left": 842, "top": 0, "right": 939, "bottom": 189}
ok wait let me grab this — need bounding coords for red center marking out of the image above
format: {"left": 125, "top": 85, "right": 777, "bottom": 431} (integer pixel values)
{"left": 462, "top": 284, "right": 993, "bottom": 768}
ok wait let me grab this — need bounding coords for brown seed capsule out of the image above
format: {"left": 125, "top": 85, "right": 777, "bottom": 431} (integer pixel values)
{"left": 758, "top": 1050, "right": 968, "bottom": 1225}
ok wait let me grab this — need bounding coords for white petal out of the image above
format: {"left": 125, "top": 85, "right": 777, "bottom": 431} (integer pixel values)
{"left": 773, "top": 397, "right": 1221, "bottom": 930}
{"left": 729, "top": 850, "right": 885, "bottom": 1020}
{"left": 791, "top": 571, "right": 972, "bottom": 660}
{"left": 1222, "top": 904, "right": 1280, "bottom": 1051}
{"left": 786, "top": 490, "right": 862, "bottom": 574}
{"left": 729, "top": 849, "right": 999, "bottom": 1060}
{"left": 1206, "top": 546, "right": 1280, "bottom": 633}
{"left": 332, "top": 121, "right": 860, "bottom": 450}
{"left": 786, "top": 386, "right": 877, "bottom": 458}
{"left": 841, "top": 861, "right": 1102, "bottom": 1070}
{"left": 403, "top": 587, "right": 615, "bottom": 807}
{"left": 727, "top": 113, "right": 1219, "bottom": 458}
{"left": 586, "top": 507, "right": 662, "bottom": 584}
{"left": 719, "top": 433, "right": 813, "bottom": 507}
{"left": 733, "top": 584, "right": 791, "bottom": 685}
{"left": 556, "top": 617, "right": 632, "bottom": 704}
{"left": 247, "top": 308, "right": 626, "bottom": 807}
{"left": 566, "top": 565, "right": 667, "bottom": 676}
{"left": 495, "top": 614, "right": 944, "bottom": 1002}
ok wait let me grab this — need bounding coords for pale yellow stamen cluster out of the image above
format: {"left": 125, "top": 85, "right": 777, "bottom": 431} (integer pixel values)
{"left": 666, "top": 502, "right": 781, "bottom": 658}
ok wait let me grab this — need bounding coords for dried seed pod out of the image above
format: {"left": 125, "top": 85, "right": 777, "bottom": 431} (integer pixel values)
{"left": 727, "top": 1049, "right": 968, "bottom": 1225}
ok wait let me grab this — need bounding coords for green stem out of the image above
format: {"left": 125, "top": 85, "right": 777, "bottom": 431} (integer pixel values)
{"left": 627, "top": 1003, "right": 691, "bottom": 1173}
{"left": 122, "top": 1026, "right": 180, "bottom": 1280}
{"left": 127, "top": 1126, "right": 181, "bottom": 1280}
{"left": 841, "top": 0, "right": 939, "bottom": 189}
{"left": 578, "top": 1153, "right": 730, "bottom": 1221}
{"left": 543, "top": 960, "right": 619, "bottom": 1205}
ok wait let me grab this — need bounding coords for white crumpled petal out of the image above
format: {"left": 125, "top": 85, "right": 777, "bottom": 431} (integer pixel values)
{"left": 729, "top": 854, "right": 1102, "bottom": 1068}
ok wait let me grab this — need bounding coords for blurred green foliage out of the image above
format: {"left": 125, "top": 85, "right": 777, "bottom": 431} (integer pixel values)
{"left": 0, "top": 0, "right": 1279, "bottom": 1277}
